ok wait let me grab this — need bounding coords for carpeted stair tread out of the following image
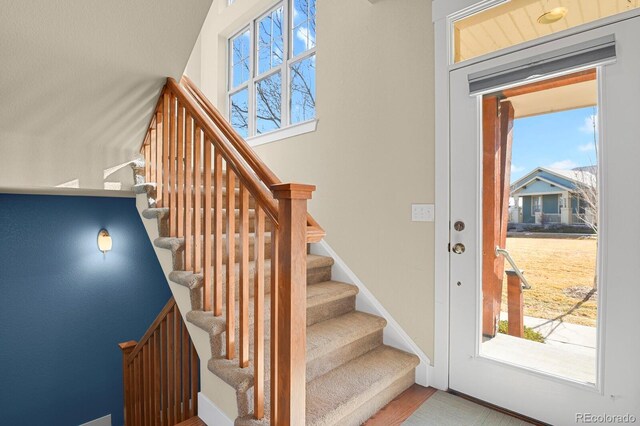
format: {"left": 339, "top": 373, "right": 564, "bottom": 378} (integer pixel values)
{"left": 205, "top": 311, "right": 387, "bottom": 396}
{"left": 235, "top": 345, "right": 419, "bottom": 426}
{"left": 185, "top": 281, "right": 358, "bottom": 336}
{"left": 305, "top": 345, "right": 419, "bottom": 425}
{"left": 167, "top": 254, "right": 333, "bottom": 290}
{"left": 306, "top": 281, "right": 358, "bottom": 310}
{"left": 154, "top": 232, "right": 271, "bottom": 252}
{"left": 306, "top": 311, "right": 385, "bottom": 364}
{"left": 133, "top": 182, "right": 156, "bottom": 194}
{"left": 143, "top": 207, "right": 168, "bottom": 219}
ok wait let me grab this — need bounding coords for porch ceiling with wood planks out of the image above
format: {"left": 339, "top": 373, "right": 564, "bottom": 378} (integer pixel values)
{"left": 455, "top": 0, "right": 640, "bottom": 62}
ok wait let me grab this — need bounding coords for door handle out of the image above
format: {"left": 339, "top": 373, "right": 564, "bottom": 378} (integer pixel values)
{"left": 452, "top": 243, "right": 466, "bottom": 254}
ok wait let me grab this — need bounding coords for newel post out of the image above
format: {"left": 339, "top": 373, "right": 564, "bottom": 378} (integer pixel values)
{"left": 119, "top": 340, "right": 137, "bottom": 426}
{"left": 506, "top": 270, "right": 524, "bottom": 338}
{"left": 271, "top": 183, "right": 315, "bottom": 426}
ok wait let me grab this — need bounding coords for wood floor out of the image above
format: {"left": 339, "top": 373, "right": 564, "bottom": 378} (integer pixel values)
{"left": 175, "top": 416, "right": 207, "bottom": 426}
{"left": 364, "top": 384, "right": 438, "bottom": 425}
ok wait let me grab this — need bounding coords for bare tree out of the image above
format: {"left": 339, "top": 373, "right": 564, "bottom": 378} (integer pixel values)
{"left": 573, "top": 109, "right": 598, "bottom": 289}
{"left": 574, "top": 110, "right": 599, "bottom": 233}
{"left": 231, "top": 2, "right": 316, "bottom": 133}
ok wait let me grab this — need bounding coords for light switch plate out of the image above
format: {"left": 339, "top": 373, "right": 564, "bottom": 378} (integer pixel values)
{"left": 412, "top": 204, "right": 434, "bottom": 222}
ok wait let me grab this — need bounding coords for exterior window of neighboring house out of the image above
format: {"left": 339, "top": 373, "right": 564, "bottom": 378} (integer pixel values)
{"left": 228, "top": 0, "right": 317, "bottom": 138}
{"left": 532, "top": 196, "right": 542, "bottom": 215}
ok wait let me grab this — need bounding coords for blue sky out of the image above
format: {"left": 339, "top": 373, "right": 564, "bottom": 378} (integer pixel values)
{"left": 510, "top": 106, "right": 598, "bottom": 183}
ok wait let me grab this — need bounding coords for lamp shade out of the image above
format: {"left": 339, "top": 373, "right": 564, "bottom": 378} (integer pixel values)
{"left": 98, "top": 229, "right": 112, "bottom": 253}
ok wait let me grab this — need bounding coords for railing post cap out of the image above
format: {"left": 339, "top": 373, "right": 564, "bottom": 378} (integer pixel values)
{"left": 118, "top": 340, "right": 138, "bottom": 351}
{"left": 505, "top": 269, "right": 524, "bottom": 276}
{"left": 271, "top": 183, "right": 316, "bottom": 200}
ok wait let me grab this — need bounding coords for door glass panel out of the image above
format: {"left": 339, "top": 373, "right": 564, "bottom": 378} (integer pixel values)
{"left": 454, "top": 0, "right": 640, "bottom": 63}
{"left": 480, "top": 69, "right": 599, "bottom": 384}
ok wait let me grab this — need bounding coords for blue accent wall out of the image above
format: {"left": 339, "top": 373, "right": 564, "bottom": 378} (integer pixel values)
{"left": 0, "top": 194, "right": 171, "bottom": 426}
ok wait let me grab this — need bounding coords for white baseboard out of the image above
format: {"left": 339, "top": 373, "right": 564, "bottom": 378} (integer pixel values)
{"left": 198, "top": 392, "right": 234, "bottom": 426}
{"left": 79, "top": 414, "right": 111, "bottom": 426}
{"left": 310, "top": 240, "right": 432, "bottom": 387}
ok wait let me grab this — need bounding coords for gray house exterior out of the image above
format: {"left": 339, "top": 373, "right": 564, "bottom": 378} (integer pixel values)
{"left": 509, "top": 167, "right": 596, "bottom": 225}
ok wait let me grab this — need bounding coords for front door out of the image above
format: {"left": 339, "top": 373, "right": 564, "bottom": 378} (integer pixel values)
{"left": 449, "top": 16, "right": 640, "bottom": 425}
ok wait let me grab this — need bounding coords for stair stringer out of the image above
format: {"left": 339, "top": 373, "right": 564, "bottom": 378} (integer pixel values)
{"left": 309, "top": 240, "right": 432, "bottom": 387}
{"left": 135, "top": 192, "right": 238, "bottom": 422}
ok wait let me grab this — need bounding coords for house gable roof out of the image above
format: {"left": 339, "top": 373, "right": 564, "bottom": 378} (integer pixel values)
{"left": 511, "top": 167, "right": 595, "bottom": 194}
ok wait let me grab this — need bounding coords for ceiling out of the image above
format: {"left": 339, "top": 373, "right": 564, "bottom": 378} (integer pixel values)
{"left": 455, "top": 0, "right": 640, "bottom": 62}
{"left": 0, "top": 0, "right": 212, "bottom": 190}
{"left": 507, "top": 79, "right": 597, "bottom": 118}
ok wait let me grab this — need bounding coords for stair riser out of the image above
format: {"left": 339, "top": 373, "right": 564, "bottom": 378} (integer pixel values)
{"left": 157, "top": 211, "right": 272, "bottom": 238}
{"left": 307, "top": 330, "right": 383, "bottom": 383}
{"left": 307, "top": 295, "right": 357, "bottom": 327}
{"left": 332, "top": 371, "right": 415, "bottom": 426}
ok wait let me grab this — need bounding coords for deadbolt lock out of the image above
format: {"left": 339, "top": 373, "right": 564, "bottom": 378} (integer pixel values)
{"left": 454, "top": 221, "right": 465, "bottom": 231}
{"left": 452, "top": 243, "right": 466, "bottom": 254}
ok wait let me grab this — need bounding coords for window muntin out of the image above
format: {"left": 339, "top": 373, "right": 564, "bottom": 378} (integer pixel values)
{"left": 228, "top": 0, "right": 316, "bottom": 137}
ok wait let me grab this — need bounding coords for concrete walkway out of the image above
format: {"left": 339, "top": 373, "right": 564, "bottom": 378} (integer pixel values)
{"left": 499, "top": 312, "right": 597, "bottom": 350}
{"left": 482, "top": 313, "right": 598, "bottom": 384}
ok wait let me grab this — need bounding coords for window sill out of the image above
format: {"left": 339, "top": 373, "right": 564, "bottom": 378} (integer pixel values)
{"left": 246, "top": 119, "right": 318, "bottom": 147}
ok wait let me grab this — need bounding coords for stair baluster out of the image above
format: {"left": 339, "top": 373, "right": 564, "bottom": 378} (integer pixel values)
{"left": 138, "top": 77, "right": 321, "bottom": 423}
{"left": 119, "top": 298, "right": 199, "bottom": 426}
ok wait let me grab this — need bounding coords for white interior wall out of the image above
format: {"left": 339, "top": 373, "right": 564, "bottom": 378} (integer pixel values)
{"left": 0, "top": 0, "right": 212, "bottom": 190}
{"left": 189, "top": 0, "right": 436, "bottom": 360}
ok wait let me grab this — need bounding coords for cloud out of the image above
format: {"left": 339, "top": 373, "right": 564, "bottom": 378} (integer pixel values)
{"left": 578, "top": 143, "right": 595, "bottom": 152}
{"left": 295, "top": 26, "right": 315, "bottom": 49}
{"left": 511, "top": 164, "right": 525, "bottom": 173}
{"left": 547, "top": 159, "right": 578, "bottom": 170}
{"left": 579, "top": 114, "right": 598, "bottom": 134}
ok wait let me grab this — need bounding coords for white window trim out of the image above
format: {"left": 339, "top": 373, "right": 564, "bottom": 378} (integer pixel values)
{"left": 246, "top": 118, "right": 317, "bottom": 147}
{"left": 227, "top": 0, "right": 317, "bottom": 141}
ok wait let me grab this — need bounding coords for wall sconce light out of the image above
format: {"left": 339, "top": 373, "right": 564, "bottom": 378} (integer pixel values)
{"left": 98, "top": 229, "right": 112, "bottom": 254}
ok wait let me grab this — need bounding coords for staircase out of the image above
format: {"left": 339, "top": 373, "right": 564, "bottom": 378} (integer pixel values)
{"left": 133, "top": 77, "right": 419, "bottom": 425}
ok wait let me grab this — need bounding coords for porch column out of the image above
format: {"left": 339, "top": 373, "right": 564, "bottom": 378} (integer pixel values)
{"left": 561, "top": 191, "right": 572, "bottom": 224}
{"left": 482, "top": 97, "right": 514, "bottom": 337}
{"left": 511, "top": 196, "right": 520, "bottom": 223}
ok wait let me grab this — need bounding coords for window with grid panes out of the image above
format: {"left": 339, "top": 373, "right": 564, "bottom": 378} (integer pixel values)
{"left": 228, "top": 0, "right": 316, "bottom": 138}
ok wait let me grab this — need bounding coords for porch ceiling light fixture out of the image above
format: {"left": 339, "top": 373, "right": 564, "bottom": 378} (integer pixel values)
{"left": 537, "top": 7, "right": 568, "bottom": 25}
{"left": 98, "top": 229, "right": 112, "bottom": 253}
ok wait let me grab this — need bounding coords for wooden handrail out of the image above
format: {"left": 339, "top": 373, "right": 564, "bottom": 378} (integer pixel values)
{"left": 119, "top": 298, "right": 199, "bottom": 426}
{"left": 127, "top": 298, "right": 177, "bottom": 362}
{"left": 179, "top": 75, "right": 325, "bottom": 242}
{"left": 138, "top": 77, "right": 319, "bottom": 424}
{"left": 164, "top": 78, "right": 280, "bottom": 226}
